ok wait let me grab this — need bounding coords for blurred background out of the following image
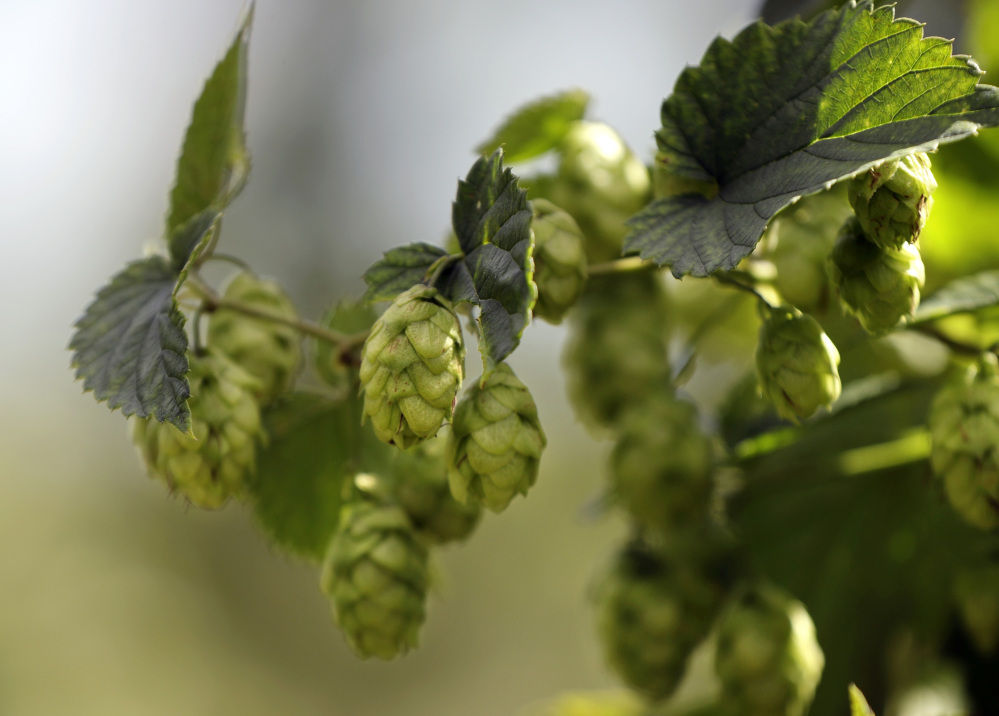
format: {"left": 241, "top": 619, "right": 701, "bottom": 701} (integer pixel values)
{"left": 0, "top": 1, "right": 980, "bottom": 714}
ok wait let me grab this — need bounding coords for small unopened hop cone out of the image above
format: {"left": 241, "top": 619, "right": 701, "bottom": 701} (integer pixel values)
{"left": 609, "top": 393, "right": 714, "bottom": 533}
{"left": 829, "top": 217, "right": 925, "bottom": 335}
{"left": 207, "top": 272, "right": 302, "bottom": 404}
{"left": 320, "top": 499, "right": 429, "bottom": 660}
{"left": 929, "top": 355, "right": 999, "bottom": 530}
{"left": 359, "top": 285, "right": 465, "bottom": 449}
{"left": 447, "top": 363, "right": 546, "bottom": 513}
{"left": 131, "top": 349, "right": 264, "bottom": 508}
{"left": 847, "top": 152, "right": 936, "bottom": 250}
{"left": 756, "top": 305, "right": 841, "bottom": 422}
{"left": 714, "top": 584, "right": 825, "bottom": 716}
{"left": 595, "top": 541, "right": 729, "bottom": 702}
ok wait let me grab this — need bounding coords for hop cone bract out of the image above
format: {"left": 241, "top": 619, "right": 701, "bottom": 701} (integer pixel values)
{"left": 359, "top": 285, "right": 465, "bottom": 449}
{"left": 609, "top": 393, "right": 714, "bottom": 533}
{"left": 447, "top": 363, "right": 546, "bottom": 513}
{"left": 320, "top": 500, "right": 429, "bottom": 660}
{"left": 565, "top": 273, "right": 671, "bottom": 431}
{"left": 929, "top": 357, "right": 999, "bottom": 530}
{"left": 756, "top": 306, "right": 841, "bottom": 422}
{"left": 829, "top": 217, "right": 925, "bottom": 335}
{"left": 131, "top": 350, "right": 263, "bottom": 509}
{"left": 596, "top": 540, "right": 731, "bottom": 702}
{"left": 531, "top": 198, "right": 588, "bottom": 324}
{"left": 714, "top": 584, "right": 825, "bottom": 716}
{"left": 548, "top": 121, "right": 651, "bottom": 262}
{"left": 848, "top": 152, "right": 936, "bottom": 249}
{"left": 207, "top": 272, "right": 302, "bottom": 404}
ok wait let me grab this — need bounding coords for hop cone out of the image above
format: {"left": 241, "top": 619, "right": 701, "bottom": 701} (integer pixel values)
{"left": 829, "top": 217, "right": 925, "bottom": 335}
{"left": 447, "top": 363, "right": 546, "bottom": 513}
{"left": 565, "top": 273, "right": 671, "bottom": 431}
{"left": 848, "top": 152, "right": 936, "bottom": 249}
{"left": 596, "top": 540, "right": 731, "bottom": 702}
{"left": 714, "top": 584, "right": 825, "bottom": 716}
{"left": 548, "top": 121, "right": 651, "bottom": 262}
{"left": 609, "top": 393, "right": 714, "bottom": 533}
{"left": 756, "top": 306, "right": 841, "bottom": 422}
{"left": 531, "top": 198, "right": 588, "bottom": 324}
{"left": 320, "top": 500, "right": 429, "bottom": 660}
{"left": 131, "top": 350, "right": 263, "bottom": 509}
{"left": 391, "top": 440, "right": 482, "bottom": 544}
{"left": 207, "top": 272, "right": 302, "bottom": 404}
{"left": 929, "top": 357, "right": 999, "bottom": 530}
{"left": 359, "top": 285, "right": 465, "bottom": 449}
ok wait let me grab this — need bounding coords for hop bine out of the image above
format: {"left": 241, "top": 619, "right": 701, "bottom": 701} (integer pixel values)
{"left": 447, "top": 363, "right": 546, "bottom": 513}
{"left": 320, "top": 497, "right": 429, "bottom": 660}
{"left": 359, "top": 285, "right": 465, "bottom": 449}
{"left": 755, "top": 306, "right": 841, "bottom": 422}
{"left": 131, "top": 349, "right": 264, "bottom": 509}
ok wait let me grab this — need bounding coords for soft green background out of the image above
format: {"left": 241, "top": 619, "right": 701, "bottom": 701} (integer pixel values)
{"left": 0, "top": 1, "right": 976, "bottom": 715}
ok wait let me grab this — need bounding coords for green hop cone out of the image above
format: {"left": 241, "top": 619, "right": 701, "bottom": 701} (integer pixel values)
{"left": 609, "top": 393, "right": 714, "bottom": 533}
{"left": 548, "top": 121, "right": 651, "bottom": 262}
{"left": 359, "top": 285, "right": 465, "bottom": 449}
{"left": 565, "top": 273, "right": 671, "bottom": 431}
{"left": 131, "top": 349, "right": 264, "bottom": 509}
{"left": 207, "top": 272, "right": 302, "bottom": 404}
{"left": 848, "top": 152, "right": 937, "bottom": 249}
{"left": 447, "top": 363, "right": 546, "bottom": 513}
{"left": 714, "top": 584, "right": 825, "bottom": 716}
{"left": 531, "top": 198, "right": 588, "bottom": 324}
{"left": 929, "top": 356, "right": 999, "bottom": 530}
{"left": 756, "top": 306, "right": 841, "bottom": 421}
{"left": 829, "top": 217, "right": 925, "bottom": 335}
{"left": 596, "top": 540, "right": 731, "bottom": 702}
{"left": 320, "top": 499, "right": 429, "bottom": 660}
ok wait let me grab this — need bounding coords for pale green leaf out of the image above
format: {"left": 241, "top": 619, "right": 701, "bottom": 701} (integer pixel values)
{"left": 70, "top": 256, "right": 190, "bottom": 431}
{"left": 475, "top": 88, "right": 590, "bottom": 163}
{"left": 849, "top": 684, "right": 876, "bottom": 716}
{"left": 912, "top": 270, "right": 999, "bottom": 323}
{"left": 627, "top": 1, "right": 999, "bottom": 277}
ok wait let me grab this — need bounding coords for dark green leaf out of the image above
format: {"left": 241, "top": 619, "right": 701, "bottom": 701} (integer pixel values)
{"left": 627, "top": 1, "right": 999, "bottom": 277}
{"left": 70, "top": 256, "right": 190, "bottom": 431}
{"left": 248, "top": 393, "right": 358, "bottom": 562}
{"left": 475, "top": 89, "right": 590, "bottom": 163}
{"left": 172, "top": 209, "right": 222, "bottom": 279}
{"left": 362, "top": 243, "right": 449, "bottom": 302}
{"left": 166, "top": 5, "right": 253, "bottom": 259}
{"left": 441, "top": 150, "right": 536, "bottom": 374}
{"left": 912, "top": 270, "right": 999, "bottom": 323}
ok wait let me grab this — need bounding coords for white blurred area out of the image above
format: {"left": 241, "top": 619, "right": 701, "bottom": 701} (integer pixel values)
{"left": 0, "top": 1, "right": 754, "bottom": 714}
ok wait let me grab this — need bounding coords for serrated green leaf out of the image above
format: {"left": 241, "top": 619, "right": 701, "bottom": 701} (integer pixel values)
{"left": 70, "top": 256, "right": 190, "bottom": 431}
{"left": 166, "top": 5, "right": 253, "bottom": 261}
{"left": 440, "top": 150, "right": 537, "bottom": 374}
{"left": 475, "top": 88, "right": 590, "bottom": 163}
{"left": 627, "top": 1, "right": 999, "bottom": 277}
{"left": 912, "top": 270, "right": 999, "bottom": 323}
{"left": 362, "top": 243, "right": 449, "bottom": 302}
{"left": 248, "top": 393, "right": 357, "bottom": 562}
{"left": 848, "top": 684, "right": 875, "bottom": 716}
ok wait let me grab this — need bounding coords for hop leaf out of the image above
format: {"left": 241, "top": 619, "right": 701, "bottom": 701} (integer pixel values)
{"left": 531, "top": 199, "right": 588, "bottom": 324}
{"left": 609, "top": 393, "right": 714, "bottom": 533}
{"left": 359, "top": 285, "right": 465, "bottom": 449}
{"left": 714, "top": 584, "right": 825, "bottom": 716}
{"left": 547, "top": 121, "right": 651, "bottom": 262}
{"left": 131, "top": 349, "right": 264, "bottom": 509}
{"left": 929, "top": 356, "right": 999, "bottom": 530}
{"left": 830, "top": 217, "right": 925, "bottom": 335}
{"left": 207, "top": 272, "right": 302, "bottom": 404}
{"left": 595, "top": 540, "right": 731, "bottom": 702}
{"left": 446, "top": 363, "right": 546, "bottom": 513}
{"left": 756, "top": 306, "right": 841, "bottom": 421}
{"left": 320, "top": 500, "right": 429, "bottom": 660}
{"left": 847, "top": 152, "right": 937, "bottom": 249}
{"left": 565, "top": 273, "right": 671, "bottom": 432}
